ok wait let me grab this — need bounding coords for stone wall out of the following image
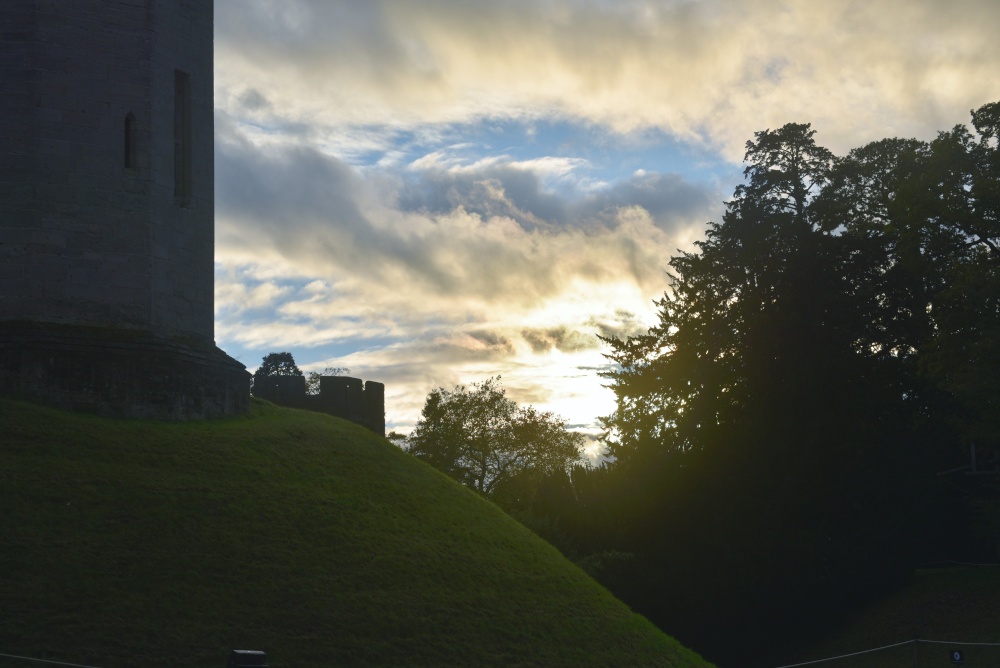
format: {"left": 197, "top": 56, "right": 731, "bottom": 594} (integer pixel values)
{"left": 252, "top": 374, "right": 307, "bottom": 409}
{"left": 0, "top": 1, "right": 251, "bottom": 419}
{"left": 0, "top": 321, "right": 249, "bottom": 419}
{"left": 0, "top": 0, "right": 215, "bottom": 338}
{"left": 252, "top": 375, "right": 386, "bottom": 437}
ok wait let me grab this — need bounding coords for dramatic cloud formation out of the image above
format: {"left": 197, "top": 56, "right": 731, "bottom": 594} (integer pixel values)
{"left": 214, "top": 113, "right": 710, "bottom": 440}
{"left": 216, "top": 0, "right": 998, "bottom": 155}
{"left": 211, "top": 0, "right": 999, "bottom": 446}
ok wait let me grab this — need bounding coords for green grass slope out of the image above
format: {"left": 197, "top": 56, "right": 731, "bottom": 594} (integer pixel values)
{"left": 0, "top": 397, "right": 708, "bottom": 668}
{"left": 783, "top": 567, "right": 1000, "bottom": 667}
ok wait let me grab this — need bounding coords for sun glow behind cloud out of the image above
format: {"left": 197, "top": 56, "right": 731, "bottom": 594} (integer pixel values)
{"left": 212, "top": 0, "right": 999, "bottom": 442}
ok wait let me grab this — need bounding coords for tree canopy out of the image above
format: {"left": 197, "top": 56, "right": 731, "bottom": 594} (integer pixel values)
{"left": 405, "top": 377, "right": 584, "bottom": 509}
{"left": 254, "top": 352, "right": 303, "bottom": 378}
{"left": 541, "top": 101, "right": 1000, "bottom": 667}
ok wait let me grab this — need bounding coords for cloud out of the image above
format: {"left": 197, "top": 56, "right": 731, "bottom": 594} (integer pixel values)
{"left": 520, "top": 326, "right": 595, "bottom": 354}
{"left": 211, "top": 0, "right": 1000, "bottom": 437}
{"left": 213, "top": 118, "right": 710, "bottom": 432}
{"left": 390, "top": 145, "right": 715, "bottom": 237}
{"left": 215, "top": 122, "right": 712, "bottom": 318}
{"left": 307, "top": 327, "right": 618, "bottom": 437}
{"left": 214, "top": 279, "right": 290, "bottom": 314}
{"left": 216, "top": 0, "right": 1000, "bottom": 159}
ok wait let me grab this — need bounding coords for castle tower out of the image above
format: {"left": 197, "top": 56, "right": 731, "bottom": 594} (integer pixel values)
{"left": 0, "top": 0, "right": 250, "bottom": 418}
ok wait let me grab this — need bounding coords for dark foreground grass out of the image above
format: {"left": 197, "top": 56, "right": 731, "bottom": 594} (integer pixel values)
{"left": 781, "top": 566, "right": 1000, "bottom": 667}
{"left": 0, "top": 397, "right": 709, "bottom": 668}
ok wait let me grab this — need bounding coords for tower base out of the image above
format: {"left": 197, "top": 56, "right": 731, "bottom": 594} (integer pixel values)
{"left": 0, "top": 321, "right": 250, "bottom": 420}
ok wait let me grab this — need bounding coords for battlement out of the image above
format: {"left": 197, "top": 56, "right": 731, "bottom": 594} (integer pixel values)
{"left": 252, "top": 376, "right": 386, "bottom": 437}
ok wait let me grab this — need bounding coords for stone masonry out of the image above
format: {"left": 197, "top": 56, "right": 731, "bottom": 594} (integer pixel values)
{"left": 252, "top": 375, "right": 386, "bottom": 437}
{"left": 0, "top": 0, "right": 251, "bottom": 418}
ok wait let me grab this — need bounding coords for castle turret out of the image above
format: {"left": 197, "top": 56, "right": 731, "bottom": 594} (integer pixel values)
{"left": 0, "top": 0, "right": 250, "bottom": 418}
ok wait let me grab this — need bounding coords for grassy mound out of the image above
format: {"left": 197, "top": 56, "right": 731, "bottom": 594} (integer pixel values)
{"left": 0, "top": 397, "right": 708, "bottom": 667}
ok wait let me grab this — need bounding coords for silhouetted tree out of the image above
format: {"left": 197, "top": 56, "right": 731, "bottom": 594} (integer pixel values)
{"left": 812, "top": 103, "right": 1000, "bottom": 449}
{"left": 406, "top": 377, "right": 584, "bottom": 508}
{"left": 252, "top": 352, "right": 303, "bottom": 395}
{"left": 255, "top": 352, "right": 303, "bottom": 378}
{"left": 919, "top": 104, "right": 1000, "bottom": 447}
{"left": 597, "top": 119, "right": 965, "bottom": 666}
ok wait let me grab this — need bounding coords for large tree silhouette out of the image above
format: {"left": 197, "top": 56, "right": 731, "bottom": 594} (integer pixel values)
{"left": 596, "top": 112, "right": 1000, "bottom": 665}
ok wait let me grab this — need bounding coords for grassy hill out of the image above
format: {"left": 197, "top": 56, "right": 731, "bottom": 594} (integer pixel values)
{"left": 781, "top": 566, "right": 1000, "bottom": 667}
{"left": 0, "top": 397, "right": 709, "bottom": 668}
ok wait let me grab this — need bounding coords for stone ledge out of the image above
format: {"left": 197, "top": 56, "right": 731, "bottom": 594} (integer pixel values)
{"left": 0, "top": 320, "right": 250, "bottom": 419}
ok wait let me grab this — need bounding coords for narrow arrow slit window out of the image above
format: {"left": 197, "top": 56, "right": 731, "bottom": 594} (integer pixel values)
{"left": 173, "top": 69, "right": 192, "bottom": 203}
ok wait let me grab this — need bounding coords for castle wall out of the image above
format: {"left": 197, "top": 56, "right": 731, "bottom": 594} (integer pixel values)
{"left": 253, "top": 376, "right": 386, "bottom": 437}
{"left": 0, "top": 0, "right": 214, "bottom": 340}
{"left": 0, "top": 321, "right": 250, "bottom": 419}
{"left": 147, "top": 0, "right": 215, "bottom": 338}
{"left": 0, "top": 1, "right": 250, "bottom": 419}
{"left": 253, "top": 374, "right": 307, "bottom": 409}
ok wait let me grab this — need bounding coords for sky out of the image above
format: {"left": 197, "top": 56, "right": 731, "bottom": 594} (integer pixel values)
{"left": 211, "top": 0, "right": 999, "bottom": 457}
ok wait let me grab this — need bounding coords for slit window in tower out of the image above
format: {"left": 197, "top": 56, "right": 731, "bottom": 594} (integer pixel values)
{"left": 173, "top": 70, "right": 192, "bottom": 202}
{"left": 124, "top": 111, "right": 136, "bottom": 169}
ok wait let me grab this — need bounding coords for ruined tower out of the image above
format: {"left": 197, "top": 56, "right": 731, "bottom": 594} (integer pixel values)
{"left": 0, "top": 0, "right": 250, "bottom": 418}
